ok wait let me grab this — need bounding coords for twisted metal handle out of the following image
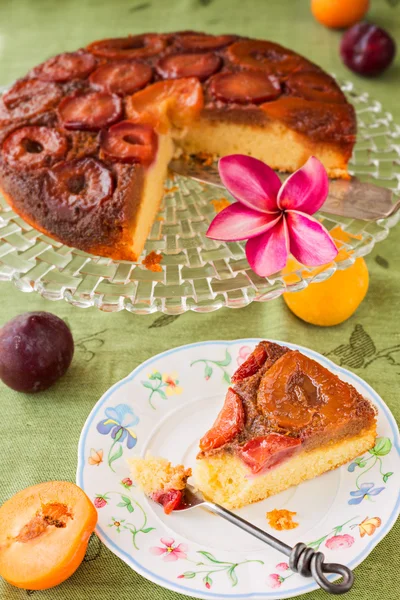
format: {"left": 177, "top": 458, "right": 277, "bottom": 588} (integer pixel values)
{"left": 290, "top": 543, "right": 354, "bottom": 594}
{"left": 205, "top": 502, "right": 355, "bottom": 595}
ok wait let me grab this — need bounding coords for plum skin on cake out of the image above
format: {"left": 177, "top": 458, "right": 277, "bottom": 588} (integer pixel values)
{"left": 0, "top": 32, "right": 356, "bottom": 262}
{"left": 195, "top": 341, "right": 377, "bottom": 510}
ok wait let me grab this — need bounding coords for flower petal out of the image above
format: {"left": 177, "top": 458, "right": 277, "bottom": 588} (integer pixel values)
{"left": 105, "top": 406, "right": 120, "bottom": 422}
{"left": 219, "top": 154, "right": 281, "bottom": 213}
{"left": 163, "top": 552, "right": 179, "bottom": 562}
{"left": 245, "top": 219, "right": 289, "bottom": 277}
{"left": 206, "top": 202, "right": 281, "bottom": 241}
{"left": 150, "top": 546, "right": 166, "bottom": 555}
{"left": 348, "top": 496, "right": 364, "bottom": 505}
{"left": 349, "top": 489, "right": 365, "bottom": 497}
{"left": 286, "top": 211, "right": 338, "bottom": 266}
{"left": 368, "top": 487, "right": 385, "bottom": 496}
{"left": 160, "top": 537, "right": 175, "bottom": 547}
{"left": 278, "top": 156, "right": 328, "bottom": 215}
{"left": 96, "top": 418, "right": 116, "bottom": 435}
{"left": 125, "top": 431, "right": 137, "bottom": 449}
{"left": 358, "top": 482, "right": 374, "bottom": 492}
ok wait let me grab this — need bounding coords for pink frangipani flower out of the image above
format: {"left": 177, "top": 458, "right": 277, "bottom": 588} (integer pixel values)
{"left": 325, "top": 534, "right": 355, "bottom": 550}
{"left": 150, "top": 537, "right": 188, "bottom": 562}
{"left": 206, "top": 155, "right": 338, "bottom": 277}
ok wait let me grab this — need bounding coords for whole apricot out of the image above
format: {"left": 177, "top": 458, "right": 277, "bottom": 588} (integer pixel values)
{"left": 311, "top": 0, "right": 369, "bottom": 29}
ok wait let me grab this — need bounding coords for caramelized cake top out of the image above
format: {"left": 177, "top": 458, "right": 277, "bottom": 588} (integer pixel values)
{"left": 198, "top": 342, "right": 376, "bottom": 466}
{"left": 0, "top": 32, "right": 356, "bottom": 260}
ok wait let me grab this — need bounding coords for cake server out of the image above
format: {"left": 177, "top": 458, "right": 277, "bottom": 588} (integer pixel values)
{"left": 154, "top": 484, "right": 354, "bottom": 595}
{"left": 169, "top": 157, "right": 400, "bottom": 222}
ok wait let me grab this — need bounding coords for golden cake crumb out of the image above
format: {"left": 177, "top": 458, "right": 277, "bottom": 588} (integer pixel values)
{"left": 210, "top": 197, "right": 231, "bottom": 213}
{"left": 164, "top": 185, "right": 179, "bottom": 194}
{"left": 196, "top": 151, "right": 214, "bottom": 166}
{"left": 266, "top": 509, "right": 299, "bottom": 531}
{"left": 142, "top": 251, "right": 163, "bottom": 272}
{"left": 129, "top": 454, "right": 192, "bottom": 495}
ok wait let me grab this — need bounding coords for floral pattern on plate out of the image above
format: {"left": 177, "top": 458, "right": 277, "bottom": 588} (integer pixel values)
{"left": 96, "top": 404, "right": 139, "bottom": 471}
{"left": 77, "top": 339, "right": 400, "bottom": 600}
{"left": 267, "top": 513, "right": 383, "bottom": 588}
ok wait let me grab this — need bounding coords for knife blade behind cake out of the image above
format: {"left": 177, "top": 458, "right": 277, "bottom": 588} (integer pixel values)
{"left": 169, "top": 157, "right": 399, "bottom": 221}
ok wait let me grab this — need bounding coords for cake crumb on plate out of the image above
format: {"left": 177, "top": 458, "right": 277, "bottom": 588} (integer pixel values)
{"left": 266, "top": 509, "right": 299, "bottom": 531}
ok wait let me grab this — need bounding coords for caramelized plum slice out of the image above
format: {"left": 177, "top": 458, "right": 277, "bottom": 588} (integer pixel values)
{"left": 89, "top": 61, "right": 153, "bottom": 95}
{"left": 58, "top": 91, "right": 122, "bottom": 131}
{"left": 239, "top": 434, "right": 301, "bottom": 474}
{"left": 257, "top": 350, "right": 361, "bottom": 431}
{"left": 231, "top": 344, "right": 267, "bottom": 383}
{"left": 209, "top": 71, "right": 281, "bottom": 104}
{"left": 47, "top": 157, "right": 114, "bottom": 211}
{"left": 176, "top": 33, "right": 237, "bottom": 51}
{"left": 285, "top": 71, "right": 345, "bottom": 104}
{"left": 31, "top": 52, "right": 96, "bottom": 82}
{"left": 150, "top": 489, "right": 184, "bottom": 515}
{"left": 127, "top": 78, "right": 203, "bottom": 131}
{"left": 0, "top": 79, "right": 61, "bottom": 123}
{"left": 2, "top": 126, "right": 67, "bottom": 169}
{"left": 3, "top": 79, "right": 61, "bottom": 110}
{"left": 261, "top": 97, "right": 356, "bottom": 142}
{"left": 157, "top": 52, "right": 221, "bottom": 81}
{"left": 100, "top": 121, "right": 158, "bottom": 166}
{"left": 87, "top": 35, "right": 167, "bottom": 59}
{"left": 199, "top": 388, "right": 244, "bottom": 452}
{"left": 226, "top": 40, "right": 311, "bottom": 76}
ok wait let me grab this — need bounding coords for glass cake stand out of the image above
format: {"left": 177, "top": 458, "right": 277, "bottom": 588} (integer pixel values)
{"left": 0, "top": 80, "right": 399, "bottom": 314}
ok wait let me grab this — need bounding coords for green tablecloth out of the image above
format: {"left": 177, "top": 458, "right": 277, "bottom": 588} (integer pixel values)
{"left": 0, "top": 1, "right": 399, "bottom": 599}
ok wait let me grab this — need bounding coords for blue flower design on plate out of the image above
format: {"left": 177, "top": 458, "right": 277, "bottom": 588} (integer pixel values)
{"left": 348, "top": 482, "right": 385, "bottom": 505}
{"left": 97, "top": 404, "right": 139, "bottom": 449}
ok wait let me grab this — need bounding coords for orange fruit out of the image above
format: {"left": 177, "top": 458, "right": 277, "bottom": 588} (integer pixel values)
{"left": 283, "top": 257, "right": 369, "bottom": 326}
{"left": 311, "top": 0, "right": 369, "bottom": 29}
{"left": 0, "top": 481, "right": 97, "bottom": 590}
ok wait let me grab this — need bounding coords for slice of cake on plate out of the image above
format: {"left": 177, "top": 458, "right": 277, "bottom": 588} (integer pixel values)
{"left": 195, "top": 341, "right": 377, "bottom": 509}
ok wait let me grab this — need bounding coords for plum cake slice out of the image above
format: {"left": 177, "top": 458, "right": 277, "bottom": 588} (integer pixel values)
{"left": 195, "top": 341, "right": 377, "bottom": 509}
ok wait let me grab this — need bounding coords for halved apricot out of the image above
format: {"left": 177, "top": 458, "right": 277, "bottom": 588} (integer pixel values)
{"left": 0, "top": 481, "right": 97, "bottom": 590}
{"left": 126, "top": 77, "right": 204, "bottom": 133}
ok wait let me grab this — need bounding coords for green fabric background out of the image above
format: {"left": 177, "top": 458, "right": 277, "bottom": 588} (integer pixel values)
{"left": 0, "top": 1, "right": 399, "bottom": 599}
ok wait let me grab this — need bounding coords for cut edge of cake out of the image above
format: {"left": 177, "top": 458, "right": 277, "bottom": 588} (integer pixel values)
{"left": 177, "top": 118, "right": 351, "bottom": 180}
{"left": 195, "top": 422, "right": 377, "bottom": 509}
{"left": 129, "top": 453, "right": 191, "bottom": 494}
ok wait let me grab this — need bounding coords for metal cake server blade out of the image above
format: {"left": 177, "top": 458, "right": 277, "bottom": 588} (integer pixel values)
{"left": 169, "top": 157, "right": 400, "bottom": 222}
{"left": 152, "top": 484, "right": 354, "bottom": 595}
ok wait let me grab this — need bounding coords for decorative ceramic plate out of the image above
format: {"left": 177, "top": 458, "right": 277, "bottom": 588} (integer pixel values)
{"left": 1, "top": 81, "right": 400, "bottom": 314}
{"left": 77, "top": 340, "right": 400, "bottom": 600}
